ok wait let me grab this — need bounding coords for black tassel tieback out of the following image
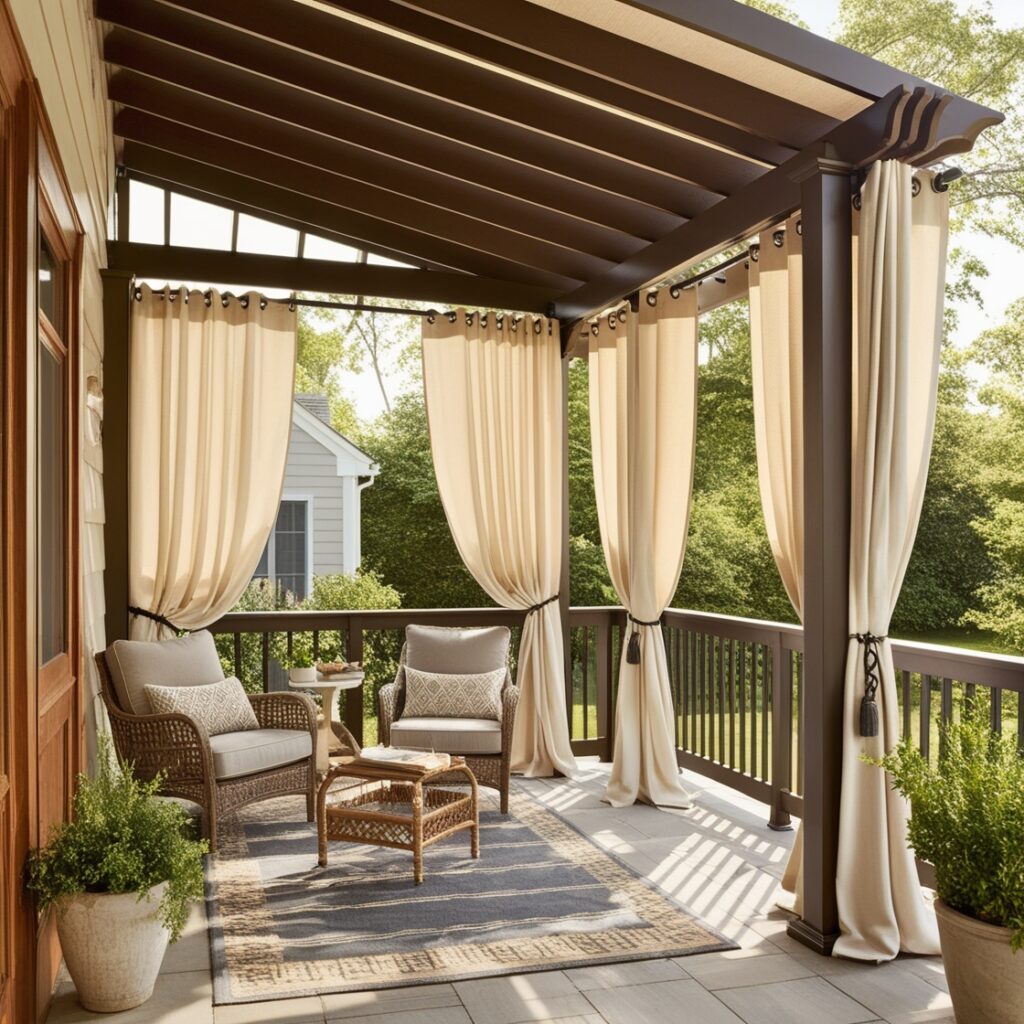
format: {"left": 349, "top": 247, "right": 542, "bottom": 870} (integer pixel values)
{"left": 851, "top": 631, "right": 887, "bottom": 737}
{"left": 626, "top": 613, "right": 661, "bottom": 664}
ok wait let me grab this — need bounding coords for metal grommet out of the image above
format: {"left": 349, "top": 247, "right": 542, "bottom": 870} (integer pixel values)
{"left": 617, "top": 309, "right": 627, "bottom": 324}
{"left": 240, "top": 295, "right": 250, "bottom": 309}
{"left": 533, "top": 319, "right": 542, "bottom": 335}
{"left": 480, "top": 315, "right": 488, "bottom": 329}
{"left": 259, "top": 297, "right": 268, "bottom": 310}
{"left": 221, "top": 295, "right": 230, "bottom": 308}
{"left": 911, "top": 177, "right": 922, "bottom": 197}
{"left": 669, "top": 286, "right": 680, "bottom": 299}
{"left": 447, "top": 311, "right": 458, "bottom": 323}
{"left": 495, "top": 314, "right": 504, "bottom": 329}
{"left": 796, "top": 218, "right": 802, "bottom": 235}
{"left": 465, "top": 312, "right": 474, "bottom": 327}
{"left": 547, "top": 321, "right": 553, "bottom": 335}
{"left": 646, "top": 291, "right": 658, "bottom": 306}
{"left": 591, "top": 322, "right": 600, "bottom": 336}
{"left": 132, "top": 286, "right": 142, "bottom": 301}
{"left": 852, "top": 192, "right": 862, "bottom": 211}
{"left": 749, "top": 244, "right": 760, "bottom": 262}
{"left": 204, "top": 290, "right": 213, "bottom": 307}
{"left": 287, "top": 299, "right": 296, "bottom": 312}
{"left": 772, "top": 229, "right": 785, "bottom": 248}
{"left": 182, "top": 290, "right": 190, "bottom": 304}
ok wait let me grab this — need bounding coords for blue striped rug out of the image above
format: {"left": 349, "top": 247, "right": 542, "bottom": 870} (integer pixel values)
{"left": 206, "top": 786, "right": 734, "bottom": 1004}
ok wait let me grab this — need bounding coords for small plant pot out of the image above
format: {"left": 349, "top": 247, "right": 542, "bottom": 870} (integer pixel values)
{"left": 289, "top": 666, "right": 318, "bottom": 684}
{"left": 935, "top": 898, "right": 1024, "bottom": 1024}
{"left": 57, "top": 882, "right": 170, "bottom": 1012}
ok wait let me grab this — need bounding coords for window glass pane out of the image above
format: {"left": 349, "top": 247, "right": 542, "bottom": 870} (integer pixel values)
{"left": 38, "top": 234, "right": 59, "bottom": 326}
{"left": 274, "top": 501, "right": 307, "bottom": 601}
{"left": 128, "top": 180, "right": 165, "bottom": 244}
{"left": 169, "top": 193, "right": 233, "bottom": 250}
{"left": 39, "top": 342, "right": 66, "bottom": 662}
{"left": 236, "top": 214, "right": 299, "bottom": 257}
{"left": 302, "top": 234, "right": 361, "bottom": 263}
{"left": 253, "top": 543, "right": 270, "bottom": 579}
{"left": 367, "top": 252, "right": 415, "bottom": 268}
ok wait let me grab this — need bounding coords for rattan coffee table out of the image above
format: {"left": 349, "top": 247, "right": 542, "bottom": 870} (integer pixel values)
{"left": 316, "top": 758, "right": 479, "bottom": 884}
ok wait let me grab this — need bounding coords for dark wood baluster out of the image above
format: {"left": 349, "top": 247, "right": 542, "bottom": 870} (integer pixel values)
{"left": 990, "top": 686, "right": 1002, "bottom": 736}
{"left": 233, "top": 633, "right": 242, "bottom": 680}
{"left": 920, "top": 674, "right": 932, "bottom": 763}
{"left": 739, "top": 641, "right": 747, "bottom": 774}
{"left": 582, "top": 625, "right": 590, "bottom": 741}
{"left": 717, "top": 636, "right": 726, "bottom": 765}
{"left": 761, "top": 644, "right": 770, "bottom": 782}
{"left": 902, "top": 669, "right": 912, "bottom": 740}
{"left": 728, "top": 638, "right": 736, "bottom": 769}
{"left": 940, "top": 677, "right": 953, "bottom": 757}
{"left": 261, "top": 632, "right": 270, "bottom": 693}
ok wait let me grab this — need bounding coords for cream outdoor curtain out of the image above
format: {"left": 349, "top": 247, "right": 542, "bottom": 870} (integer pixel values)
{"left": 421, "top": 311, "right": 575, "bottom": 778}
{"left": 748, "top": 214, "right": 806, "bottom": 913}
{"left": 835, "top": 161, "right": 948, "bottom": 960}
{"left": 129, "top": 286, "right": 297, "bottom": 640}
{"left": 589, "top": 288, "right": 698, "bottom": 807}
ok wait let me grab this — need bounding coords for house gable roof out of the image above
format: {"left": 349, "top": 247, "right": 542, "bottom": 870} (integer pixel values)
{"left": 291, "top": 399, "right": 379, "bottom": 478}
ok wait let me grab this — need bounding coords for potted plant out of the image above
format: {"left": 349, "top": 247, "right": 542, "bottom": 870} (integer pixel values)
{"left": 28, "top": 738, "right": 207, "bottom": 1012}
{"left": 283, "top": 636, "right": 318, "bottom": 684}
{"left": 874, "top": 703, "right": 1024, "bottom": 1024}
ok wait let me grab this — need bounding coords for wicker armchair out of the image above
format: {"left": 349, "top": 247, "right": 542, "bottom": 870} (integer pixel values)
{"left": 95, "top": 637, "right": 317, "bottom": 852}
{"left": 379, "top": 625, "right": 518, "bottom": 813}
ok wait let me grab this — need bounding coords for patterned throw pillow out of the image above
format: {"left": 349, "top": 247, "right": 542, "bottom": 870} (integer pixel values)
{"left": 403, "top": 665, "right": 505, "bottom": 721}
{"left": 145, "top": 676, "right": 259, "bottom": 735}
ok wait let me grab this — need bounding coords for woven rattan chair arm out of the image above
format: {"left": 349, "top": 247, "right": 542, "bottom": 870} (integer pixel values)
{"left": 248, "top": 691, "right": 317, "bottom": 738}
{"left": 103, "top": 699, "right": 212, "bottom": 786}
{"left": 378, "top": 681, "right": 401, "bottom": 745}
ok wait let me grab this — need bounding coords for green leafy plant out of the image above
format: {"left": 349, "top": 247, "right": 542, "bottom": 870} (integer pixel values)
{"left": 873, "top": 703, "right": 1024, "bottom": 949}
{"left": 27, "top": 737, "right": 207, "bottom": 942}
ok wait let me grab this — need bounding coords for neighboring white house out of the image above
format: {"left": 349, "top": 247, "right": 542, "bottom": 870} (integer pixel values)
{"left": 253, "top": 394, "right": 379, "bottom": 599}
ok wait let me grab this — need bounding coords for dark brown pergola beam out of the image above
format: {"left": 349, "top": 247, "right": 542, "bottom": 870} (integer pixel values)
{"left": 117, "top": 113, "right": 605, "bottom": 286}
{"left": 111, "top": 84, "right": 648, "bottom": 265}
{"left": 107, "top": 69, "right": 678, "bottom": 243}
{"left": 152, "top": 0, "right": 762, "bottom": 197}
{"left": 98, "top": 4, "right": 723, "bottom": 217}
{"left": 121, "top": 143, "right": 578, "bottom": 293}
{"left": 554, "top": 86, "right": 999, "bottom": 321}
{"left": 107, "top": 242, "right": 557, "bottom": 313}
{"left": 323, "top": 0, "right": 816, "bottom": 163}
{"left": 621, "top": 0, "right": 1001, "bottom": 121}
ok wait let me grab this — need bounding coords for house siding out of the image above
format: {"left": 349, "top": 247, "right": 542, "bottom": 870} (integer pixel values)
{"left": 11, "top": 0, "right": 114, "bottom": 764}
{"left": 283, "top": 423, "right": 346, "bottom": 576}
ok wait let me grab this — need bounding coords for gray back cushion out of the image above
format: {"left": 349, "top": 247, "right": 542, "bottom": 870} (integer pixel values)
{"left": 405, "top": 624, "right": 510, "bottom": 676}
{"left": 106, "top": 630, "right": 225, "bottom": 716}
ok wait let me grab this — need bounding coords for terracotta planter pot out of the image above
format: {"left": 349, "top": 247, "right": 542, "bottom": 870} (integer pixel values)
{"left": 935, "top": 898, "right": 1024, "bottom": 1024}
{"left": 289, "top": 666, "right": 317, "bottom": 684}
{"left": 57, "top": 882, "right": 170, "bottom": 1012}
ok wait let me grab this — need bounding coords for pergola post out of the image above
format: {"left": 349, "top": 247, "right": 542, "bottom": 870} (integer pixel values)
{"left": 559, "top": 354, "right": 572, "bottom": 755}
{"left": 788, "top": 146, "right": 854, "bottom": 955}
{"left": 101, "top": 267, "right": 133, "bottom": 643}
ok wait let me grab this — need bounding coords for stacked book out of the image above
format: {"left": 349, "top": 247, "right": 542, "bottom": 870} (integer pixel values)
{"left": 348, "top": 746, "right": 452, "bottom": 776}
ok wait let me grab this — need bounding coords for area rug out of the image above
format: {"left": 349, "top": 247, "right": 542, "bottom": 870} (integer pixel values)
{"left": 206, "top": 786, "right": 735, "bottom": 1004}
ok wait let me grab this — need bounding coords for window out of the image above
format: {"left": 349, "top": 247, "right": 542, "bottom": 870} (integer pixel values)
{"left": 254, "top": 498, "right": 312, "bottom": 601}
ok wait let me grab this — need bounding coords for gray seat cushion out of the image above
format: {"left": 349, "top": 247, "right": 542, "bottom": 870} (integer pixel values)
{"left": 405, "top": 624, "right": 510, "bottom": 675}
{"left": 208, "top": 729, "right": 312, "bottom": 781}
{"left": 106, "top": 630, "right": 225, "bottom": 716}
{"left": 390, "top": 717, "right": 502, "bottom": 756}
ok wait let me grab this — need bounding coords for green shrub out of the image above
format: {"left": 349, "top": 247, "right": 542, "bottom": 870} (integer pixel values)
{"left": 27, "top": 737, "right": 207, "bottom": 942}
{"left": 873, "top": 704, "right": 1024, "bottom": 949}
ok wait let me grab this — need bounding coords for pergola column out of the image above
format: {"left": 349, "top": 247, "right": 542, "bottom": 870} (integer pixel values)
{"left": 788, "top": 147, "right": 854, "bottom": 954}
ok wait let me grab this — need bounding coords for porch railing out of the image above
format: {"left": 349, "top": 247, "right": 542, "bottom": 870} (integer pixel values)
{"left": 206, "top": 606, "right": 1024, "bottom": 826}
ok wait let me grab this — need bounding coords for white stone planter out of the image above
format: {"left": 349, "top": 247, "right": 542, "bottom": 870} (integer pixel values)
{"left": 936, "top": 898, "right": 1024, "bottom": 1024}
{"left": 289, "top": 665, "right": 318, "bottom": 684}
{"left": 57, "top": 881, "right": 170, "bottom": 1013}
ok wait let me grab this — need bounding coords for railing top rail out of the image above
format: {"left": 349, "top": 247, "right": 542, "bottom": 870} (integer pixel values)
{"left": 891, "top": 638, "right": 1024, "bottom": 691}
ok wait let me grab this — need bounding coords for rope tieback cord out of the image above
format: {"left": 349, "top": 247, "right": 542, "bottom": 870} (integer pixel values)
{"left": 129, "top": 605, "right": 182, "bottom": 635}
{"left": 525, "top": 593, "right": 560, "bottom": 614}
{"left": 626, "top": 613, "right": 662, "bottom": 664}
{"left": 851, "top": 632, "right": 887, "bottom": 737}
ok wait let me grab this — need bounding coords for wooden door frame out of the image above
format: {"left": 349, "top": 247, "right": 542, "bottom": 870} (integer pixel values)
{"left": 0, "top": 4, "right": 85, "bottom": 1021}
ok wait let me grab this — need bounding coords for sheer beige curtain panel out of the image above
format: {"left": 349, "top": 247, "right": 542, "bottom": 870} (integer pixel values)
{"left": 748, "top": 213, "right": 806, "bottom": 913}
{"left": 129, "top": 286, "right": 297, "bottom": 640}
{"left": 421, "top": 311, "right": 575, "bottom": 778}
{"left": 835, "top": 161, "right": 948, "bottom": 960}
{"left": 588, "top": 288, "right": 698, "bottom": 807}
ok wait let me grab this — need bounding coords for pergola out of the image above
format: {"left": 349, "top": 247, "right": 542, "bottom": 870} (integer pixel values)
{"left": 95, "top": 0, "right": 1000, "bottom": 958}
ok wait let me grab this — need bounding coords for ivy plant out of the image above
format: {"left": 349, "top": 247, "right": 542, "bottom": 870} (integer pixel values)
{"left": 27, "top": 736, "right": 207, "bottom": 942}
{"left": 872, "top": 703, "right": 1024, "bottom": 949}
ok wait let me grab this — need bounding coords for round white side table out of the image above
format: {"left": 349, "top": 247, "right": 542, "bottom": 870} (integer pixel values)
{"left": 289, "top": 671, "right": 364, "bottom": 772}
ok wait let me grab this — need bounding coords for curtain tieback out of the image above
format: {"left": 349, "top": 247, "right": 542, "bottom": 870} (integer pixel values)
{"left": 626, "top": 613, "right": 662, "bottom": 664}
{"left": 850, "top": 632, "right": 887, "bottom": 737}
{"left": 525, "top": 593, "right": 560, "bottom": 614}
{"left": 129, "top": 606, "right": 182, "bottom": 635}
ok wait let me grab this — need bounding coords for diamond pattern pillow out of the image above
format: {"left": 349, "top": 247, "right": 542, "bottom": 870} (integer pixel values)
{"left": 145, "top": 676, "right": 259, "bottom": 735}
{"left": 403, "top": 665, "right": 505, "bottom": 721}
